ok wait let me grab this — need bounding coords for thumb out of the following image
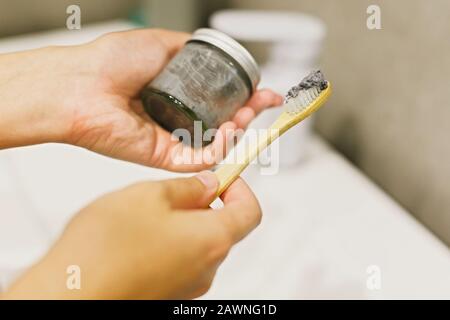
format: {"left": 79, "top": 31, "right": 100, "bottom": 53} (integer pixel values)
{"left": 161, "top": 171, "right": 218, "bottom": 209}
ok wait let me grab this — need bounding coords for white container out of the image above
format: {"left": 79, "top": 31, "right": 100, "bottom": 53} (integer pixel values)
{"left": 210, "top": 10, "right": 326, "bottom": 166}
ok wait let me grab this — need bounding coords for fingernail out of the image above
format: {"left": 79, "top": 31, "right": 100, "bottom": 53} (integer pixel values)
{"left": 195, "top": 171, "right": 219, "bottom": 192}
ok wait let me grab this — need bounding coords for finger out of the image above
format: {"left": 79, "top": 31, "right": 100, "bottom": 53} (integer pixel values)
{"left": 214, "top": 178, "right": 262, "bottom": 244}
{"left": 245, "top": 89, "right": 283, "bottom": 115}
{"left": 232, "top": 106, "right": 256, "bottom": 129}
{"left": 162, "top": 90, "right": 282, "bottom": 170}
{"left": 162, "top": 121, "right": 237, "bottom": 172}
{"left": 160, "top": 171, "right": 218, "bottom": 209}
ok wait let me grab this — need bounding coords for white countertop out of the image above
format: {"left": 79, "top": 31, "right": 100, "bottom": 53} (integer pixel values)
{"left": 206, "top": 137, "right": 450, "bottom": 299}
{"left": 0, "top": 21, "right": 449, "bottom": 298}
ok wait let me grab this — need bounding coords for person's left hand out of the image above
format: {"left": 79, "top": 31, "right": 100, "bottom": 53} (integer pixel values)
{"left": 1, "top": 29, "right": 282, "bottom": 171}
{"left": 3, "top": 172, "right": 262, "bottom": 299}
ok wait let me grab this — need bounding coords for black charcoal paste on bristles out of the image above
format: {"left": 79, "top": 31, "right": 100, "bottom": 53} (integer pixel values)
{"left": 285, "top": 70, "right": 328, "bottom": 103}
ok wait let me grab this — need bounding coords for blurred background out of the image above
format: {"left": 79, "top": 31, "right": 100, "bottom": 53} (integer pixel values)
{"left": 0, "top": 0, "right": 449, "bottom": 298}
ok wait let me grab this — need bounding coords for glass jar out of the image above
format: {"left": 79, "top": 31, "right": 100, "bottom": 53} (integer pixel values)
{"left": 141, "top": 28, "right": 260, "bottom": 146}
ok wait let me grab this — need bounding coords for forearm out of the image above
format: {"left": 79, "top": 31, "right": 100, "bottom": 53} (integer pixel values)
{"left": 0, "top": 47, "right": 77, "bottom": 149}
{"left": 2, "top": 251, "right": 88, "bottom": 300}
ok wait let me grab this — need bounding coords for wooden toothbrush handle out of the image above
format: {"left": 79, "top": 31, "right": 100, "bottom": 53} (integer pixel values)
{"left": 213, "top": 85, "right": 332, "bottom": 197}
{"left": 214, "top": 118, "right": 287, "bottom": 197}
{"left": 215, "top": 161, "right": 250, "bottom": 196}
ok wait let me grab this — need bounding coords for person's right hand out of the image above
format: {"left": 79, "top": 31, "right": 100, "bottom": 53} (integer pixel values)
{"left": 3, "top": 171, "right": 261, "bottom": 299}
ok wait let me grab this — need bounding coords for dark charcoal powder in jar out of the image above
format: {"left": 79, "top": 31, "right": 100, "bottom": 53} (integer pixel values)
{"left": 141, "top": 28, "right": 260, "bottom": 146}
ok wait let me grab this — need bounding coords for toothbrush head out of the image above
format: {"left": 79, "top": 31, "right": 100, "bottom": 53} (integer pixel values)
{"left": 284, "top": 70, "right": 330, "bottom": 115}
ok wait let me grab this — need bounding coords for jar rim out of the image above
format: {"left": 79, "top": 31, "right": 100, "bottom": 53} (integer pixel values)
{"left": 189, "top": 28, "right": 260, "bottom": 92}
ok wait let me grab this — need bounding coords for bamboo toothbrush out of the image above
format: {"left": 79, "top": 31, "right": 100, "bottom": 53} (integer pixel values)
{"left": 214, "top": 70, "right": 332, "bottom": 196}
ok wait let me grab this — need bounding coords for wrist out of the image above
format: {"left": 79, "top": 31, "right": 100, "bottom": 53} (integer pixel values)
{"left": 0, "top": 46, "right": 81, "bottom": 149}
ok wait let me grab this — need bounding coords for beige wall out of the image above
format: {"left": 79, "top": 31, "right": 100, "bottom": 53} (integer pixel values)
{"left": 0, "top": 0, "right": 138, "bottom": 37}
{"left": 232, "top": 0, "right": 450, "bottom": 245}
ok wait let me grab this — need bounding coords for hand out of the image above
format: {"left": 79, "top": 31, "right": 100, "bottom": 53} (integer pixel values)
{"left": 0, "top": 29, "right": 282, "bottom": 171}
{"left": 3, "top": 172, "right": 261, "bottom": 299}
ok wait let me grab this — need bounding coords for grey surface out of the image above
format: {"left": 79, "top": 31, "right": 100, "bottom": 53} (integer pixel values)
{"left": 232, "top": 0, "right": 450, "bottom": 245}
{"left": 0, "top": 0, "right": 139, "bottom": 37}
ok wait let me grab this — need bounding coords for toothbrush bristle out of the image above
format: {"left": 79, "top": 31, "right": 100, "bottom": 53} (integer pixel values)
{"left": 285, "top": 89, "right": 320, "bottom": 114}
{"left": 284, "top": 70, "right": 328, "bottom": 115}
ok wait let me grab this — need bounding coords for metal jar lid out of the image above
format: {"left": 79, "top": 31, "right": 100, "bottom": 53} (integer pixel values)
{"left": 189, "top": 28, "right": 260, "bottom": 92}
